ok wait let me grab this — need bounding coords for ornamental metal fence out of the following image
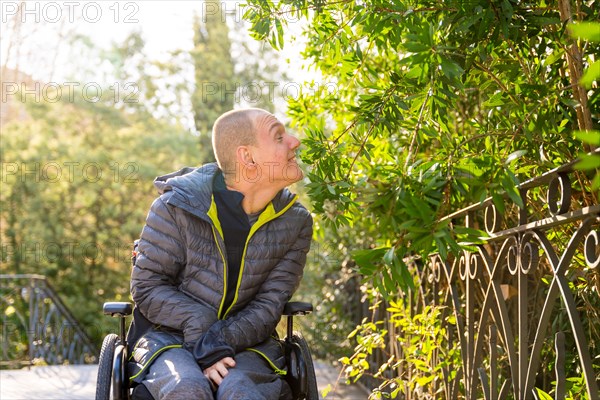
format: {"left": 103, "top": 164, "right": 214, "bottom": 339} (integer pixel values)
{"left": 379, "top": 154, "right": 600, "bottom": 400}
{"left": 0, "top": 274, "right": 97, "bottom": 368}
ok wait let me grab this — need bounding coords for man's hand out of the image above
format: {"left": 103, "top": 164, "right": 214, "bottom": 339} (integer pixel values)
{"left": 203, "top": 357, "right": 236, "bottom": 387}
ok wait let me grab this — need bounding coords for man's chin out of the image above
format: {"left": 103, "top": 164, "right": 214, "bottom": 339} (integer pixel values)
{"left": 286, "top": 164, "right": 304, "bottom": 184}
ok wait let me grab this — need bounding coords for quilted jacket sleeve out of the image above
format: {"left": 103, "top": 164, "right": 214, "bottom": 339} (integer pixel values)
{"left": 201, "top": 209, "right": 313, "bottom": 354}
{"left": 131, "top": 195, "right": 218, "bottom": 344}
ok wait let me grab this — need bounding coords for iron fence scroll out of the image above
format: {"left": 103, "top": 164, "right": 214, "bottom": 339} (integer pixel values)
{"left": 421, "top": 155, "right": 600, "bottom": 399}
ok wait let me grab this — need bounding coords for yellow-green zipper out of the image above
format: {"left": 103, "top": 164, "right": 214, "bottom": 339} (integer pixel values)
{"left": 207, "top": 197, "right": 229, "bottom": 319}
{"left": 247, "top": 348, "right": 287, "bottom": 376}
{"left": 129, "top": 344, "right": 183, "bottom": 381}
{"left": 222, "top": 195, "right": 298, "bottom": 318}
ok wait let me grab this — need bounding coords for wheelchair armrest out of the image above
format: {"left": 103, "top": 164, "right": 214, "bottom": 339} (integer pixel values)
{"left": 283, "top": 302, "right": 313, "bottom": 316}
{"left": 103, "top": 302, "right": 133, "bottom": 317}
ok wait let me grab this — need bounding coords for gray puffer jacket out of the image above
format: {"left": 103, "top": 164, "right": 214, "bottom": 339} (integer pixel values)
{"left": 129, "top": 163, "right": 312, "bottom": 376}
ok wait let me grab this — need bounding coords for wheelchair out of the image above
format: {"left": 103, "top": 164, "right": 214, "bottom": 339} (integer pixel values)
{"left": 95, "top": 301, "right": 319, "bottom": 400}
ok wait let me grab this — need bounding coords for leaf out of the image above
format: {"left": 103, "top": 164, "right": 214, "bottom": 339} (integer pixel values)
{"left": 543, "top": 49, "right": 563, "bottom": 66}
{"left": 274, "top": 18, "right": 285, "bottom": 50}
{"left": 505, "top": 150, "right": 527, "bottom": 165}
{"left": 440, "top": 58, "right": 464, "bottom": 80}
{"left": 533, "top": 387, "right": 553, "bottom": 400}
{"left": 580, "top": 60, "right": 600, "bottom": 88}
{"left": 352, "top": 247, "right": 389, "bottom": 270}
{"left": 483, "top": 92, "right": 504, "bottom": 107}
{"left": 568, "top": 22, "right": 600, "bottom": 42}
{"left": 382, "top": 269, "right": 395, "bottom": 293}
{"left": 355, "top": 43, "right": 363, "bottom": 60}
{"left": 375, "top": 274, "right": 389, "bottom": 298}
{"left": 403, "top": 42, "right": 430, "bottom": 53}
{"left": 321, "top": 384, "right": 332, "bottom": 398}
{"left": 399, "top": 259, "right": 415, "bottom": 291}
{"left": 573, "top": 130, "right": 600, "bottom": 146}
{"left": 492, "top": 192, "right": 506, "bottom": 215}
{"left": 383, "top": 246, "right": 395, "bottom": 265}
{"left": 574, "top": 154, "right": 600, "bottom": 170}
{"left": 453, "top": 226, "right": 489, "bottom": 241}
{"left": 416, "top": 374, "right": 435, "bottom": 386}
{"left": 502, "top": 175, "right": 524, "bottom": 208}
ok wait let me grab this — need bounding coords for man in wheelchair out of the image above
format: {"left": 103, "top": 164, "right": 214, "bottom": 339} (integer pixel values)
{"left": 126, "top": 108, "right": 313, "bottom": 399}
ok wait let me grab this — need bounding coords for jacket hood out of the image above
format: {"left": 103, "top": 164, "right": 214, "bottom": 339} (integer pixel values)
{"left": 153, "top": 163, "right": 298, "bottom": 218}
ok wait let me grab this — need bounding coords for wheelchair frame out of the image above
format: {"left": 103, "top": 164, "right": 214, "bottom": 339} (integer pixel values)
{"left": 95, "top": 301, "right": 319, "bottom": 400}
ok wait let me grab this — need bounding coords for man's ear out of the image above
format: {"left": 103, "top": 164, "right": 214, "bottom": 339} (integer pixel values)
{"left": 236, "top": 146, "right": 256, "bottom": 168}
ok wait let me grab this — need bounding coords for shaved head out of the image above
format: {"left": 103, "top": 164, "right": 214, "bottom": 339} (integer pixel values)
{"left": 212, "top": 108, "right": 267, "bottom": 177}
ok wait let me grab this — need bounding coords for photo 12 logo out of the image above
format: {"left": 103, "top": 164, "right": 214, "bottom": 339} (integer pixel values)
{"left": 198, "top": 1, "right": 304, "bottom": 24}
{"left": 1, "top": 161, "right": 139, "bottom": 184}
{"left": 1, "top": 240, "right": 134, "bottom": 264}
{"left": 199, "top": 81, "right": 339, "bottom": 104}
{"left": 1, "top": 1, "right": 140, "bottom": 24}
{"left": 2, "top": 81, "right": 139, "bottom": 104}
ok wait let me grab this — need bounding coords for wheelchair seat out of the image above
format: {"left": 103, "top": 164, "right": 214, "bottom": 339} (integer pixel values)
{"left": 95, "top": 301, "right": 319, "bottom": 400}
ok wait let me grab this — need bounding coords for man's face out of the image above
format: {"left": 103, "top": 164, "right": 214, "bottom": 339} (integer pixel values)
{"left": 249, "top": 112, "right": 302, "bottom": 187}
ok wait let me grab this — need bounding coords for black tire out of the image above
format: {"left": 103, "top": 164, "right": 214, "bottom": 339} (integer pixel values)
{"left": 292, "top": 332, "right": 319, "bottom": 400}
{"left": 96, "top": 333, "right": 118, "bottom": 400}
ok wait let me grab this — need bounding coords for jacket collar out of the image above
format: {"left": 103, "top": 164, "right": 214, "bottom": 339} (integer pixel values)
{"left": 153, "top": 163, "right": 297, "bottom": 220}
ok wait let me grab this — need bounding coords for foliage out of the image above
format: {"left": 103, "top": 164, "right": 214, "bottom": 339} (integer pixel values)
{"left": 244, "top": 0, "right": 599, "bottom": 396}
{"left": 192, "top": 1, "right": 235, "bottom": 137}
{"left": 245, "top": 0, "right": 599, "bottom": 291}
{"left": 535, "top": 372, "right": 591, "bottom": 400}
{"left": 0, "top": 85, "right": 200, "bottom": 345}
{"left": 340, "top": 290, "right": 460, "bottom": 399}
{"left": 295, "top": 228, "right": 366, "bottom": 361}
{"left": 569, "top": 20, "right": 600, "bottom": 188}
{"left": 1, "top": 3, "right": 302, "bottom": 361}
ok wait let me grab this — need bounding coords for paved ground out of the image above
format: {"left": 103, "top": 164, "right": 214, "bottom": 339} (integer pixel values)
{"left": 0, "top": 365, "right": 97, "bottom": 400}
{"left": 313, "top": 361, "right": 369, "bottom": 399}
{"left": 0, "top": 362, "right": 368, "bottom": 399}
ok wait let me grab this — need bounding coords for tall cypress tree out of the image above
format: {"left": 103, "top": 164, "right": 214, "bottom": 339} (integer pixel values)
{"left": 191, "top": 1, "right": 235, "bottom": 137}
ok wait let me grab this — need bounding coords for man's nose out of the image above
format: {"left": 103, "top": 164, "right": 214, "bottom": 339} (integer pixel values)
{"left": 289, "top": 135, "right": 300, "bottom": 150}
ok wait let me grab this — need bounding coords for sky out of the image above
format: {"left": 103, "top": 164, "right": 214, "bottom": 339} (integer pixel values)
{"left": 1, "top": 1, "right": 311, "bottom": 72}
{"left": 0, "top": 0, "right": 319, "bottom": 125}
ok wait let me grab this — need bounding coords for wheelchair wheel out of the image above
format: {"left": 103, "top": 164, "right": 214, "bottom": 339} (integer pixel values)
{"left": 96, "top": 333, "right": 118, "bottom": 400}
{"left": 291, "top": 333, "right": 319, "bottom": 400}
